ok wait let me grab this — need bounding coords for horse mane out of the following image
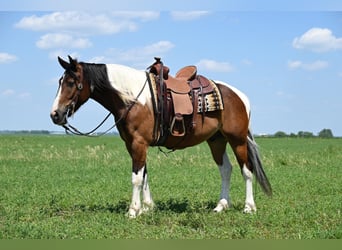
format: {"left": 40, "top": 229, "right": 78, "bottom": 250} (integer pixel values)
{"left": 80, "top": 62, "right": 113, "bottom": 93}
{"left": 80, "top": 61, "right": 150, "bottom": 106}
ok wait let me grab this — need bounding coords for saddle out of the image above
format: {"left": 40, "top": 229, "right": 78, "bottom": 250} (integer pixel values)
{"left": 147, "top": 57, "right": 223, "bottom": 145}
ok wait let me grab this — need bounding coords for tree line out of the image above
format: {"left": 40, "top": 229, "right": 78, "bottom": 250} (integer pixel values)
{"left": 270, "top": 128, "right": 335, "bottom": 138}
{"left": 0, "top": 129, "right": 336, "bottom": 138}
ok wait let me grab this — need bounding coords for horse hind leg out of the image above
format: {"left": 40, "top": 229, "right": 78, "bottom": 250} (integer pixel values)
{"left": 207, "top": 135, "right": 232, "bottom": 213}
{"left": 230, "top": 138, "right": 257, "bottom": 213}
{"left": 230, "top": 131, "right": 272, "bottom": 213}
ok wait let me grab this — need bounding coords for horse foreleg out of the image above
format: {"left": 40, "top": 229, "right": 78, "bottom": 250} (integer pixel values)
{"left": 141, "top": 167, "right": 154, "bottom": 213}
{"left": 128, "top": 165, "right": 145, "bottom": 218}
{"left": 128, "top": 165, "right": 155, "bottom": 218}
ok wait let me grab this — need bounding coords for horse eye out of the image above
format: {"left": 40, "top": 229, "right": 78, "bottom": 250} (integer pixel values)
{"left": 66, "top": 81, "right": 75, "bottom": 88}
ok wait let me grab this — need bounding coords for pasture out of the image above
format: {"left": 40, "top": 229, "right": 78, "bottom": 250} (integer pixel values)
{"left": 0, "top": 135, "right": 340, "bottom": 239}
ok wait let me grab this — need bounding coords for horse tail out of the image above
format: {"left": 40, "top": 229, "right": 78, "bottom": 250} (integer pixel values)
{"left": 247, "top": 129, "right": 272, "bottom": 196}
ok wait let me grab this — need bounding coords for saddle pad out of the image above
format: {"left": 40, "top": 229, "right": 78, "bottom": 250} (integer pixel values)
{"left": 197, "top": 81, "right": 224, "bottom": 113}
{"left": 148, "top": 73, "right": 159, "bottom": 112}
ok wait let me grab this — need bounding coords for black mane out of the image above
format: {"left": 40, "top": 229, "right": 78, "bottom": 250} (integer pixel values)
{"left": 80, "top": 62, "right": 113, "bottom": 92}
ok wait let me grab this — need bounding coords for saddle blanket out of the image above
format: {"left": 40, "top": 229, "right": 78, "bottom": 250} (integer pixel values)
{"left": 196, "top": 81, "right": 224, "bottom": 113}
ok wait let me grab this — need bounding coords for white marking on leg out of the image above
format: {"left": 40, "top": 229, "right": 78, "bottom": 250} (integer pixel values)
{"left": 128, "top": 166, "right": 145, "bottom": 218}
{"left": 214, "top": 152, "right": 232, "bottom": 212}
{"left": 142, "top": 173, "right": 154, "bottom": 212}
{"left": 242, "top": 164, "right": 256, "bottom": 213}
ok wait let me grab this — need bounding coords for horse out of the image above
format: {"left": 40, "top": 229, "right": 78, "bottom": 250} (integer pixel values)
{"left": 50, "top": 55, "right": 272, "bottom": 218}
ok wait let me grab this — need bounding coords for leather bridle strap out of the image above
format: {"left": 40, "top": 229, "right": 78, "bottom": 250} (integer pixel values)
{"left": 62, "top": 78, "right": 149, "bottom": 137}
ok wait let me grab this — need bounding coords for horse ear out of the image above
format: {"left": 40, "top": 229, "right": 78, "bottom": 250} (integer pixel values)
{"left": 58, "top": 56, "right": 70, "bottom": 70}
{"left": 68, "top": 55, "right": 74, "bottom": 63}
{"left": 68, "top": 55, "right": 78, "bottom": 72}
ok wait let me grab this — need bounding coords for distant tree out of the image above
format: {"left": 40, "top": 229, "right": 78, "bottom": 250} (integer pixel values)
{"left": 289, "top": 133, "right": 297, "bottom": 138}
{"left": 298, "top": 131, "right": 314, "bottom": 138}
{"left": 318, "top": 128, "right": 333, "bottom": 138}
{"left": 274, "top": 131, "right": 288, "bottom": 137}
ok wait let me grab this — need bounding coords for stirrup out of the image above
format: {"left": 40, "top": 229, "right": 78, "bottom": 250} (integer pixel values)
{"left": 170, "top": 113, "right": 185, "bottom": 137}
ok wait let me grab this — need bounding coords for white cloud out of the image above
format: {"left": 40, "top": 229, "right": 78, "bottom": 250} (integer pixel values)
{"left": 49, "top": 50, "right": 80, "bottom": 61}
{"left": 170, "top": 11, "right": 210, "bottom": 21}
{"left": 1, "top": 89, "right": 15, "bottom": 96}
{"left": 15, "top": 11, "right": 160, "bottom": 57}
{"left": 92, "top": 41, "right": 175, "bottom": 67}
{"left": 242, "top": 59, "right": 253, "bottom": 65}
{"left": 36, "top": 33, "right": 92, "bottom": 49}
{"left": 18, "top": 92, "right": 31, "bottom": 99}
{"left": 1, "top": 89, "right": 31, "bottom": 99}
{"left": 288, "top": 60, "right": 328, "bottom": 71}
{"left": 0, "top": 53, "right": 18, "bottom": 64}
{"left": 292, "top": 28, "right": 342, "bottom": 52}
{"left": 114, "top": 40, "right": 175, "bottom": 62}
{"left": 111, "top": 11, "right": 160, "bottom": 21}
{"left": 133, "top": 40, "right": 175, "bottom": 57}
{"left": 15, "top": 11, "right": 158, "bottom": 35}
{"left": 196, "top": 59, "right": 234, "bottom": 72}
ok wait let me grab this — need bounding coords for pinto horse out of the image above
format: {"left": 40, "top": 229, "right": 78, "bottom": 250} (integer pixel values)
{"left": 50, "top": 56, "right": 272, "bottom": 218}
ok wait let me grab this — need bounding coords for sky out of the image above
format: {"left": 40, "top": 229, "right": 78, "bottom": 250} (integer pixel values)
{"left": 1, "top": 1, "right": 342, "bottom": 136}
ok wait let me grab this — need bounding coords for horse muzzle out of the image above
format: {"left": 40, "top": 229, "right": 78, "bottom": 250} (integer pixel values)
{"left": 50, "top": 109, "right": 67, "bottom": 125}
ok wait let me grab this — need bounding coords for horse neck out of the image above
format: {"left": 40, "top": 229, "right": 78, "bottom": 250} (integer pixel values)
{"left": 90, "top": 86, "right": 127, "bottom": 119}
{"left": 82, "top": 62, "right": 150, "bottom": 121}
{"left": 80, "top": 63, "right": 126, "bottom": 118}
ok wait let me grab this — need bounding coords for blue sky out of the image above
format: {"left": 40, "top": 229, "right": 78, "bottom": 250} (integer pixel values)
{"left": 1, "top": 1, "right": 342, "bottom": 136}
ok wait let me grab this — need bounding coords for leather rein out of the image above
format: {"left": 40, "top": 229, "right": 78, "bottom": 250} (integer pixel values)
{"left": 62, "top": 76, "right": 149, "bottom": 137}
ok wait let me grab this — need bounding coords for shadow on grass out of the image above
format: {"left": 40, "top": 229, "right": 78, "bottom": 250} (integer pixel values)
{"left": 155, "top": 198, "right": 218, "bottom": 213}
{"left": 40, "top": 199, "right": 129, "bottom": 216}
{"left": 42, "top": 197, "right": 243, "bottom": 216}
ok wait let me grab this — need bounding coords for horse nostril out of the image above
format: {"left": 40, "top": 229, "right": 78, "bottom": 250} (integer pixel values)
{"left": 50, "top": 111, "right": 59, "bottom": 123}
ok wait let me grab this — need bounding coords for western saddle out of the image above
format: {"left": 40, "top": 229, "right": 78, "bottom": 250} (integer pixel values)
{"left": 147, "top": 57, "right": 223, "bottom": 146}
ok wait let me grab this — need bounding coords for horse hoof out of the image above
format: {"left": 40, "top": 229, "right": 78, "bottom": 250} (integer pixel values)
{"left": 127, "top": 208, "right": 142, "bottom": 218}
{"left": 142, "top": 202, "right": 155, "bottom": 213}
{"left": 213, "top": 199, "right": 229, "bottom": 213}
{"left": 243, "top": 204, "right": 256, "bottom": 214}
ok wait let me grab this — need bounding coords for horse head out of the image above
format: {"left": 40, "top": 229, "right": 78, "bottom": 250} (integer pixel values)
{"left": 50, "top": 56, "right": 91, "bottom": 125}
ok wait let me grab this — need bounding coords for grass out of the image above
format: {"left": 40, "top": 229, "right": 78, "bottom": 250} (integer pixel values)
{"left": 0, "top": 135, "right": 341, "bottom": 239}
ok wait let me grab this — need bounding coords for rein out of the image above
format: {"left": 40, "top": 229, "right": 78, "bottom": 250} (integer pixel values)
{"left": 62, "top": 78, "right": 149, "bottom": 137}
{"left": 62, "top": 112, "right": 113, "bottom": 137}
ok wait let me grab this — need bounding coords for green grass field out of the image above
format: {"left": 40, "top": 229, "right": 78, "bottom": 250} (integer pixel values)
{"left": 0, "top": 135, "right": 341, "bottom": 239}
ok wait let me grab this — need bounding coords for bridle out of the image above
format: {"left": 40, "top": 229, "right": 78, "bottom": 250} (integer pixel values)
{"left": 57, "top": 74, "right": 83, "bottom": 118}
{"left": 60, "top": 74, "right": 149, "bottom": 137}
{"left": 58, "top": 74, "right": 113, "bottom": 137}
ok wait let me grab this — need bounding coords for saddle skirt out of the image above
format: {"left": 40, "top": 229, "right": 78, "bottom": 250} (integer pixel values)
{"left": 147, "top": 57, "right": 224, "bottom": 145}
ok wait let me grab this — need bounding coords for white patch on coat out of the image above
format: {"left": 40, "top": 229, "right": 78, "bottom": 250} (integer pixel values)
{"left": 51, "top": 85, "right": 62, "bottom": 113}
{"left": 105, "top": 64, "right": 151, "bottom": 107}
{"left": 214, "top": 80, "right": 251, "bottom": 118}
